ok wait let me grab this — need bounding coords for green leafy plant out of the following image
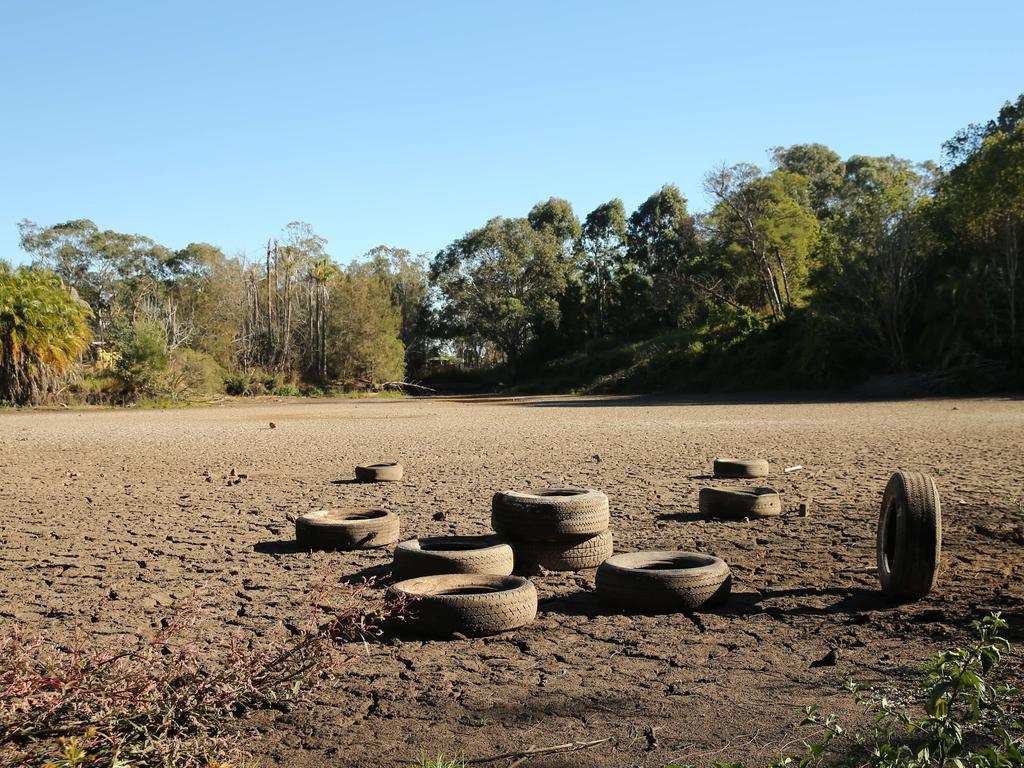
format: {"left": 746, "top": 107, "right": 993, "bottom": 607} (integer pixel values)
{"left": 112, "top": 320, "right": 169, "bottom": 397}
{"left": 669, "top": 613, "right": 1022, "bottom": 768}
{"left": 0, "top": 262, "right": 92, "bottom": 405}
{"left": 417, "top": 754, "right": 466, "bottom": 768}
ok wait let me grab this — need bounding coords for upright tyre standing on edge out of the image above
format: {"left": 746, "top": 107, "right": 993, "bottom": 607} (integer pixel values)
{"left": 877, "top": 470, "right": 942, "bottom": 601}
{"left": 596, "top": 551, "right": 732, "bottom": 613}
{"left": 387, "top": 574, "right": 537, "bottom": 637}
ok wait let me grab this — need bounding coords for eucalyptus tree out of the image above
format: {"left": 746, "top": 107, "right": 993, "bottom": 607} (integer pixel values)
{"left": 580, "top": 199, "right": 627, "bottom": 336}
{"left": 432, "top": 217, "right": 564, "bottom": 375}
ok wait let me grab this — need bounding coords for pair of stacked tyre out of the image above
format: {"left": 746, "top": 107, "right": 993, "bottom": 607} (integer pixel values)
{"left": 490, "top": 488, "right": 613, "bottom": 574}
{"left": 389, "top": 537, "right": 532, "bottom": 637}
{"left": 698, "top": 458, "right": 782, "bottom": 519}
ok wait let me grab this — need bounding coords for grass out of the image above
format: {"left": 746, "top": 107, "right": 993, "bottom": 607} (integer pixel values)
{"left": 417, "top": 755, "right": 466, "bottom": 768}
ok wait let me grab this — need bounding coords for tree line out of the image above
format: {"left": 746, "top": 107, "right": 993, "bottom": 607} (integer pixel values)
{"left": 1, "top": 94, "right": 1021, "bottom": 405}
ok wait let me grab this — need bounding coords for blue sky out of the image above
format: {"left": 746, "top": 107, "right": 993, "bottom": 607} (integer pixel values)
{"left": 2, "top": 1, "right": 1022, "bottom": 266}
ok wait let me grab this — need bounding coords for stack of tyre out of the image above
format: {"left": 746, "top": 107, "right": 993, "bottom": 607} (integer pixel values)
{"left": 490, "top": 488, "right": 613, "bottom": 574}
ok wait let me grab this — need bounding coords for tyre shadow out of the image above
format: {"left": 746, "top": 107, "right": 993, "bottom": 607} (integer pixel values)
{"left": 253, "top": 539, "right": 308, "bottom": 555}
{"left": 723, "top": 586, "right": 884, "bottom": 617}
{"left": 539, "top": 590, "right": 617, "bottom": 618}
{"left": 339, "top": 562, "right": 392, "bottom": 584}
{"left": 655, "top": 512, "right": 707, "bottom": 523}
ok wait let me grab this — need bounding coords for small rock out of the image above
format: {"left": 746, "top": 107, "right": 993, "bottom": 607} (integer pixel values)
{"left": 229, "top": 468, "right": 236, "bottom": 477}
{"left": 593, "top": 454, "right": 602, "bottom": 463}
{"left": 432, "top": 511, "right": 446, "bottom": 521}
{"left": 810, "top": 648, "right": 839, "bottom": 667}
{"left": 269, "top": 422, "right": 277, "bottom": 429}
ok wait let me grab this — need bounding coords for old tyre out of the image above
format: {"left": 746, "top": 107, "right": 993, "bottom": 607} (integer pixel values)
{"left": 513, "top": 530, "right": 613, "bottom": 573}
{"left": 355, "top": 462, "right": 403, "bottom": 482}
{"left": 597, "top": 551, "right": 732, "bottom": 613}
{"left": 387, "top": 574, "right": 537, "bottom": 637}
{"left": 295, "top": 508, "right": 399, "bottom": 549}
{"left": 698, "top": 486, "right": 781, "bottom": 519}
{"left": 877, "top": 470, "right": 942, "bottom": 601}
{"left": 713, "top": 458, "right": 770, "bottom": 479}
{"left": 491, "top": 488, "right": 609, "bottom": 541}
{"left": 392, "top": 535, "right": 514, "bottom": 580}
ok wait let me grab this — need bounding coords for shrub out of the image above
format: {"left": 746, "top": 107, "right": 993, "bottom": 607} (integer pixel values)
{"left": 0, "top": 576, "right": 408, "bottom": 767}
{"left": 166, "top": 348, "right": 225, "bottom": 398}
{"left": 223, "top": 371, "right": 251, "bottom": 396}
{"left": 112, "top": 321, "right": 169, "bottom": 397}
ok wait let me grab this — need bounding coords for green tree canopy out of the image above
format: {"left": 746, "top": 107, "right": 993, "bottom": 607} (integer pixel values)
{"left": 432, "top": 216, "right": 564, "bottom": 374}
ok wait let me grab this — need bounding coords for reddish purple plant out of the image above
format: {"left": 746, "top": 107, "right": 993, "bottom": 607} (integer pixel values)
{"left": 0, "top": 573, "right": 408, "bottom": 767}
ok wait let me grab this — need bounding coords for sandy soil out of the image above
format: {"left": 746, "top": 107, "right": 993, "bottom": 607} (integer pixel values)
{"left": 2, "top": 395, "right": 1023, "bottom": 767}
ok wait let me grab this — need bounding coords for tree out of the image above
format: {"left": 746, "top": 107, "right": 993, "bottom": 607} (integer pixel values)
{"left": 527, "top": 198, "right": 582, "bottom": 264}
{"left": 364, "top": 246, "right": 434, "bottom": 376}
{"left": 305, "top": 256, "right": 340, "bottom": 382}
{"left": 329, "top": 265, "right": 405, "bottom": 385}
{"left": 432, "top": 217, "right": 564, "bottom": 375}
{"left": 112, "top": 320, "right": 170, "bottom": 397}
{"left": 940, "top": 96, "right": 1023, "bottom": 355}
{"left": 704, "top": 165, "right": 818, "bottom": 320}
{"left": 771, "top": 143, "right": 845, "bottom": 219}
{"left": 621, "top": 184, "right": 701, "bottom": 329}
{"left": 0, "top": 262, "right": 92, "bottom": 404}
{"left": 814, "top": 155, "right": 936, "bottom": 371}
{"left": 580, "top": 199, "right": 628, "bottom": 337}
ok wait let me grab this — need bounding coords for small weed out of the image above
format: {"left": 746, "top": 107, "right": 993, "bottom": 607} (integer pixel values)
{"left": 668, "top": 612, "right": 1023, "bottom": 768}
{"left": 418, "top": 754, "right": 466, "bottom": 768}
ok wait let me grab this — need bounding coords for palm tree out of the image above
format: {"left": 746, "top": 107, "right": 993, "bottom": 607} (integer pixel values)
{"left": 0, "top": 262, "right": 92, "bottom": 404}
{"left": 306, "top": 257, "right": 340, "bottom": 381}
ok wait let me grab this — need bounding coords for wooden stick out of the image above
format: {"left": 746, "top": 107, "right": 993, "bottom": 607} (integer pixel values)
{"left": 464, "top": 737, "right": 611, "bottom": 764}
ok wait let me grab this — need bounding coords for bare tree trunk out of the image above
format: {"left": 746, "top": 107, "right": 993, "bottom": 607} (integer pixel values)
{"left": 774, "top": 247, "right": 794, "bottom": 311}
{"left": 1004, "top": 216, "right": 1019, "bottom": 347}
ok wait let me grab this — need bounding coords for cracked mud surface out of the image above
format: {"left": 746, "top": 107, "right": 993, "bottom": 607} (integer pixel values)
{"left": 2, "top": 395, "right": 1022, "bottom": 766}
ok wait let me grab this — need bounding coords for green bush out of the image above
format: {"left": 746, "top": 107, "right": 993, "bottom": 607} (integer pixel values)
{"left": 112, "top": 321, "right": 169, "bottom": 397}
{"left": 223, "top": 372, "right": 250, "bottom": 396}
{"left": 272, "top": 382, "right": 301, "bottom": 397}
{"left": 166, "top": 349, "right": 225, "bottom": 397}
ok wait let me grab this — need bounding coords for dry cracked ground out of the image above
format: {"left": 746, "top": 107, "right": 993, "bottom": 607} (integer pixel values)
{"left": 1, "top": 395, "right": 1023, "bottom": 767}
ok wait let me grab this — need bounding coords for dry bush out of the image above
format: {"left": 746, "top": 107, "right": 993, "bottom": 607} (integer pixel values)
{"left": 0, "top": 575, "right": 408, "bottom": 768}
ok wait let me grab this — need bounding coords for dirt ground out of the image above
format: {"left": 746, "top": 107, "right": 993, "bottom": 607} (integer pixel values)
{"left": 2, "top": 395, "right": 1023, "bottom": 767}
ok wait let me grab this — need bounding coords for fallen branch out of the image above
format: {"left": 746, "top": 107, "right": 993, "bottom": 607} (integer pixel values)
{"left": 464, "top": 737, "right": 611, "bottom": 765}
{"left": 380, "top": 380, "right": 437, "bottom": 393}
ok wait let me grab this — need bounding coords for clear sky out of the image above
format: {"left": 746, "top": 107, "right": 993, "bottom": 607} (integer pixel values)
{"left": 2, "top": 1, "right": 1022, "bottom": 266}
